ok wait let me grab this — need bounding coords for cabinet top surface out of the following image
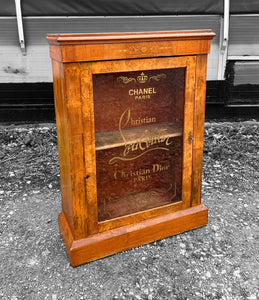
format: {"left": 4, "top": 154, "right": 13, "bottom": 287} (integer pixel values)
{"left": 46, "top": 30, "right": 215, "bottom": 44}
{"left": 46, "top": 30, "right": 215, "bottom": 62}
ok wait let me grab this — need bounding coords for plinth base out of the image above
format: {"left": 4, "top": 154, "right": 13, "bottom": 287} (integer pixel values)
{"left": 58, "top": 204, "right": 208, "bottom": 267}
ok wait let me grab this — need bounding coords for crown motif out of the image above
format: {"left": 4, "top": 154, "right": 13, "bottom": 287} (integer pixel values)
{"left": 137, "top": 72, "right": 148, "bottom": 84}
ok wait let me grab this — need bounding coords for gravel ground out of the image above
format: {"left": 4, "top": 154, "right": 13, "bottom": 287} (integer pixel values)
{"left": 0, "top": 120, "right": 258, "bottom": 300}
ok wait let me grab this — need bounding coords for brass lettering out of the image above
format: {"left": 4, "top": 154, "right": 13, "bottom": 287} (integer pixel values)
{"left": 152, "top": 164, "right": 170, "bottom": 173}
{"left": 109, "top": 108, "right": 172, "bottom": 164}
{"left": 131, "top": 116, "right": 156, "bottom": 126}
{"left": 133, "top": 175, "right": 152, "bottom": 183}
{"left": 114, "top": 170, "right": 129, "bottom": 179}
{"left": 128, "top": 87, "right": 157, "bottom": 97}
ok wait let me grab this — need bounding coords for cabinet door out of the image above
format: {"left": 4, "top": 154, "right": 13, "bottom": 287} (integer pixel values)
{"left": 82, "top": 56, "right": 196, "bottom": 233}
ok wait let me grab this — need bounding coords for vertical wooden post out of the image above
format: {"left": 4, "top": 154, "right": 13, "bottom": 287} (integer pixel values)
{"left": 192, "top": 55, "right": 208, "bottom": 207}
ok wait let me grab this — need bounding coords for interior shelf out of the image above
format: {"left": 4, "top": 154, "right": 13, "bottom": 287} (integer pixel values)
{"left": 95, "top": 122, "right": 182, "bottom": 151}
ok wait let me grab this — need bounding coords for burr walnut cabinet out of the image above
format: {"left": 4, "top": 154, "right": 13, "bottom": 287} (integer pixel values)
{"left": 46, "top": 30, "right": 215, "bottom": 266}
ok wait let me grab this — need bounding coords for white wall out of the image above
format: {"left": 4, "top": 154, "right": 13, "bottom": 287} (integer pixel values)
{"left": 0, "top": 16, "right": 220, "bottom": 83}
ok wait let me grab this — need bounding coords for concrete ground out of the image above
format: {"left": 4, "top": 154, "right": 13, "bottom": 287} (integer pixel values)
{"left": 0, "top": 120, "right": 258, "bottom": 300}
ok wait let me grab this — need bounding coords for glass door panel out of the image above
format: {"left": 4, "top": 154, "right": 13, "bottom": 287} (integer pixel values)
{"left": 93, "top": 67, "right": 185, "bottom": 222}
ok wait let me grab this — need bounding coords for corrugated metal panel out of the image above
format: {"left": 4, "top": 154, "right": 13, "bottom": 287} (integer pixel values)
{"left": 0, "top": 1, "right": 16, "bottom": 16}
{"left": 0, "top": 0, "right": 223, "bottom": 16}
{"left": 3, "top": 0, "right": 258, "bottom": 16}
{"left": 0, "top": 18, "right": 19, "bottom": 45}
{"left": 0, "top": 16, "right": 220, "bottom": 83}
{"left": 230, "top": 1, "right": 259, "bottom": 14}
{"left": 228, "top": 15, "right": 259, "bottom": 56}
{"left": 225, "top": 61, "right": 259, "bottom": 105}
{"left": 233, "top": 62, "right": 259, "bottom": 86}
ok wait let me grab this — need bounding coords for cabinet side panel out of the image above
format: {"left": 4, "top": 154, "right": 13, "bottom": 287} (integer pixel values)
{"left": 192, "top": 54, "right": 208, "bottom": 207}
{"left": 63, "top": 64, "right": 88, "bottom": 239}
{"left": 52, "top": 60, "right": 74, "bottom": 235}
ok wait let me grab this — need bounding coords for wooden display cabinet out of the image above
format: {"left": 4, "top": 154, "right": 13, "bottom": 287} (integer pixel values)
{"left": 46, "top": 30, "right": 215, "bottom": 266}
